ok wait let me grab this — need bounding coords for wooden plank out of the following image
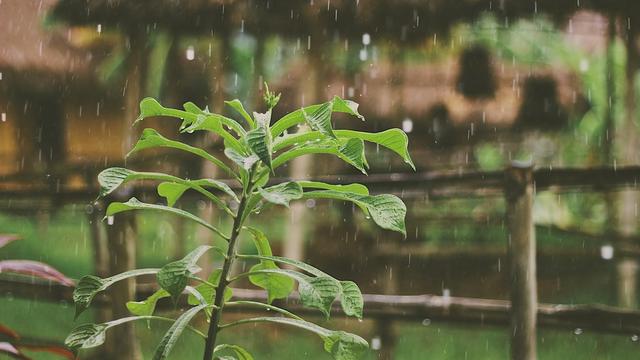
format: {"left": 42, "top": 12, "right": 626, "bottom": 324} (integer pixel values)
{"left": 505, "top": 163, "right": 537, "bottom": 360}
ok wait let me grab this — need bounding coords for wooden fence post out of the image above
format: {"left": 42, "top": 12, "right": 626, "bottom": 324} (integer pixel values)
{"left": 505, "top": 162, "right": 537, "bottom": 360}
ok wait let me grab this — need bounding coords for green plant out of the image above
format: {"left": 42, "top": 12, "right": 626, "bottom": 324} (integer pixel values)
{"left": 64, "top": 85, "right": 413, "bottom": 360}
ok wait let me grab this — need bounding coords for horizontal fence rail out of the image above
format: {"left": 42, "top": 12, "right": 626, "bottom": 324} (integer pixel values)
{"left": 2, "top": 278, "right": 640, "bottom": 335}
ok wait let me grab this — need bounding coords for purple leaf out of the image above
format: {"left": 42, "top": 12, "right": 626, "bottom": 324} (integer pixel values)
{"left": 0, "top": 235, "right": 20, "bottom": 249}
{"left": 0, "top": 260, "right": 74, "bottom": 287}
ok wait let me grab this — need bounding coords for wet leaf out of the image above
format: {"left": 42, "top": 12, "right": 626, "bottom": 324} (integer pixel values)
{"left": 214, "top": 344, "right": 254, "bottom": 360}
{"left": 257, "top": 182, "right": 303, "bottom": 208}
{"left": 152, "top": 304, "right": 207, "bottom": 360}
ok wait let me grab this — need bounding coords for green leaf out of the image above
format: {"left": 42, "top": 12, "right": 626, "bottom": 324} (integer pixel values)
{"left": 302, "top": 101, "right": 336, "bottom": 138}
{"left": 214, "top": 344, "right": 254, "bottom": 360}
{"left": 73, "top": 269, "right": 159, "bottom": 318}
{"left": 244, "top": 268, "right": 338, "bottom": 317}
{"left": 181, "top": 114, "right": 245, "bottom": 154}
{"left": 270, "top": 97, "right": 363, "bottom": 137}
{"left": 335, "top": 129, "right": 415, "bottom": 170}
{"left": 257, "top": 182, "right": 303, "bottom": 208}
{"left": 272, "top": 138, "right": 367, "bottom": 173}
{"left": 224, "top": 148, "right": 259, "bottom": 170}
{"left": 298, "top": 276, "right": 341, "bottom": 318}
{"left": 187, "top": 269, "right": 233, "bottom": 306}
{"left": 136, "top": 97, "right": 165, "bottom": 121}
{"left": 297, "top": 181, "right": 369, "bottom": 196}
{"left": 184, "top": 101, "right": 246, "bottom": 136}
{"left": 225, "top": 99, "right": 255, "bottom": 128}
{"left": 152, "top": 304, "right": 207, "bottom": 360}
{"left": 338, "top": 138, "right": 368, "bottom": 174}
{"left": 272, "top": 128, "right": 413, "bottom": 170}
{"left": 157, "top": 182, "right": 189, "bottom": 207}
{"left": 220, "top": 317, "right": 368, "bottom": 360}
{"left": 98, "top": 167, "right": 233, "bottom": 214}
{"left": 339, "top": 281, "right": 363, "bottom": 319}
{"left": 331, "top": 96, "right": 365, "bottom": 121}
{"left": 106, "top": 198, "right": 228, "bottom": 240}
{"left": 126, "top": 289, "right": 170, "bottom": 316}
{"left": 245, "top": 123, "right": 272, "bottom": 171}
{"left": 245, "top": 227, "right": 294, "bottom": 303}
{"left": 65, "top": 323, "right": 108, "bottom": 350}
{"left": 302, "top": 191, "right": 407, "bottom": 236}
{"left": 127, "top": 128, "right": 233, "bottom": 177}
{"left": 323, "top": 330, "right": 369, "bottom": 360}
{"left": 157, "top": 246, "right": 212, "bottom": 303}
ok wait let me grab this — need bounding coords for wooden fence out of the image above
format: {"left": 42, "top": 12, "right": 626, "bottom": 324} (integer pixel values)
{"left": 2, "top": 163, "right": 640, "bottom": 359}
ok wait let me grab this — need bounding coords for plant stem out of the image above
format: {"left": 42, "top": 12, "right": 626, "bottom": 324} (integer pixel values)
{"left": 202, "top": 170, "right": 253, "bottom": 360}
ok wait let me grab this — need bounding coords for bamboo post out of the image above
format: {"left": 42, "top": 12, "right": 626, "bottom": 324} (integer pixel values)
{"left": 505, "top": 162, "right": 537, "bottom": 360}
{"left": 615, "top": 19, "right": 640, "bottom": 309}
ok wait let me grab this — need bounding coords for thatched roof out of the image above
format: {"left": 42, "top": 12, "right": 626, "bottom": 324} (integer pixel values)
{"left": 0, "top": 0, "right": 92, "bottom": 93}
{"left": 51, "top": 0, "right": 640, "bottom": 42}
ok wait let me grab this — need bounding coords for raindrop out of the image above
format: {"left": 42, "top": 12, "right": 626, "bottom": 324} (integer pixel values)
{"left": 359, "top": 49, "right": 368, "bottom": 61}
{"left": 97, "top": 24, "right": 102, "bottom": 34}
{"left": 573, "top": 328, "right": 583, "bottom": 335}
{"left": 421, "top": 318, "right": 431, "bottom": 326}
{"left": 600, "top": 245, "right": 614, "bottom": 260}
{"left": 186, "top": 46, "right": 195, "bottom": 61}
{"left": 631, "top": 334, "right": 639, "bottom": 342}
{"left": 402, "top": 118, "right": 413, "bottom": 133}
{"left": 1, "top": 113, "right": 5, "bottom": 122}
{"left": 0, "top": 72, "right": 3, "bottom": 80}
{"left": 305, "top": 199, "right": 316, "bottom": 208}
{"left": 107, "top": 216, "right": 114, "bottom": 225}
{"left": 362, "top": 33, "right": 371, "bottom": 45}
{"left": 370, "top": 336, "right": 381, "bottom": 350}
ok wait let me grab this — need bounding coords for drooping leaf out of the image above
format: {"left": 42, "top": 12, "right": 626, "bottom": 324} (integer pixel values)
{"left": 244, "top": 227, "right": 294, "bottom": 303}
{"left": 152, "top": 304, "right": 207, "bottom": 360}
{"left": 272, "top": 128, "right": 413, "bottom": 170}
{"left": 246, "top": 268, "right": 338, "bottom": 316}
{"left": 302, "top": 191, "right": 407, "bottom": 236}
{"left": 127, "top": 128, "right": 233, "bottom": 176}
{"left": 245, "top": 124, "right": 272, "bottom": 171}
{"left": 335, "top": 129, "right": 415, "bottom": 170}
{"left": 0, "top": 260, "right": 74, "bottom": 286}
{"left": 126, "top": 289, "right": 170, "bottom": 316}
{"left": 302, "top": 101, "right": 336, "bottom": 138}
{"left": 225, "top": 99, "right": 255, "bottom": 128}
{"left": 298, "top": 276, "right": 341, "bottom": 318}
{"left": 65, "top": 323, "right": 108, "bottom": 350}
{"left": 323, "top": 330, "right": 369, "bottom": 360}
{"left": 272, "top": 138, "right": 367, "bottom": 173}
{"left": 106, "top": 198, "right": 228, "bottom": 239}
{"left": 73, "top": 269, "right": 159, "bottom": 318}
{"left": 221, "top": 317, "right": 368, "bottom": 360}
{"left": 214, "top": 344, "right": 254, "bottom": 360}
{"left": 331, "top": 96, "right": 365, "bottom": 121}
{"left": 339, "top": 281, "right": 364, "bottom": 319}
{"left": 157, "top": 246, "right": 212, "bottom": 303}
{"left": 257, "top": 182, "right": 303, "bottom": 208}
